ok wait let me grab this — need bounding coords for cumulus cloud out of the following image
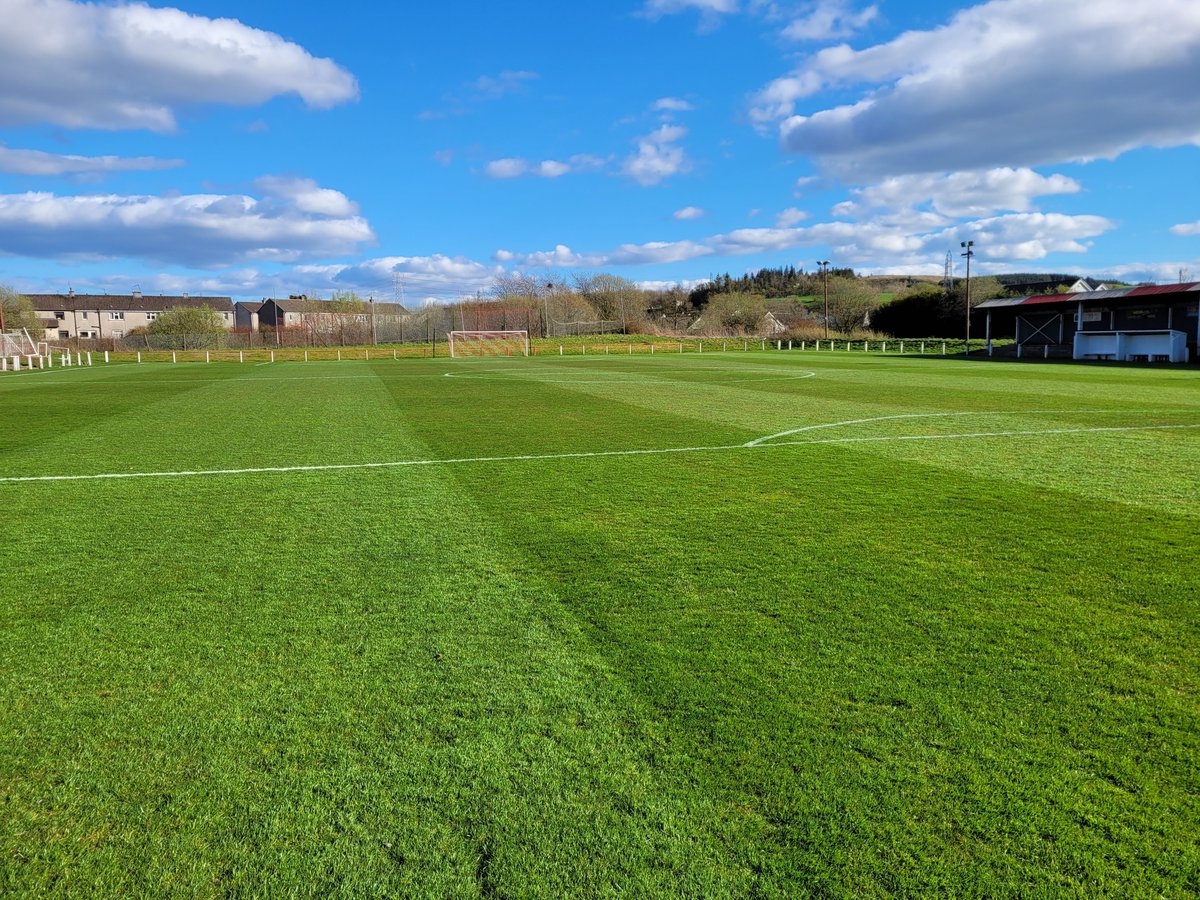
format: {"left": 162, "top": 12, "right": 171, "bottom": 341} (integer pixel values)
{"left": 297, "top": 254, "right": 501, "bottom": 301}
{"left": 0, "top": 180, "right": 374, "bottom": 267}
{"left": 782, "top": 1, "right": 878, "bottom": 41}
{"left": 673, "top": 206, "right": 705, "bottom": 220}
{"left": 622, "top": 124, "right": 691, "bottom": 186}
{"left": 847, "top": 168, "right": 1081, "bottom": 219}
{"left": 752, "top": 0, "right": 1200, "bottom": 177}
{"left": 0, "top": 143, "right": 184, "bottom": 178}
{"left": 1170, "top": 221, "right": 1200, "bottom": 237}
{"left": 636, "top": 278, "right": 708, "bottom": 291}
{"left": 653, "top": 97, "right": 695, "bottom": 112}
{"left": 495, "top": 210, "right": 1112, "bottom": 272}
{"left": 0, "top": 0, "right": 358, "bottom": 132}
{"left": 483, "top": 155, "right": 606, "bottom": 179}
{"left": 775, "top": 207, "right": 808, "bottom": 226}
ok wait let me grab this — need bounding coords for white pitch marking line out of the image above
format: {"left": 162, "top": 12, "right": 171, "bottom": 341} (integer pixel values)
{"left": 745, "top": 410, "right": 1118, "bottom": 447}
{"left": 1, "top": 422, "right": 1196, "bottom": 485}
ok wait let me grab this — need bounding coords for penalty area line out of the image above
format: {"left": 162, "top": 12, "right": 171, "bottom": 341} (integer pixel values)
{"left": 1, "top": 422, "right": 1197, "bottom": 484}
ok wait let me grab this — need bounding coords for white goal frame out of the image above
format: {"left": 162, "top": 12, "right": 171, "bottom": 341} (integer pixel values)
{"left": 448, "top": 330, "right": 530, "bottom": 358}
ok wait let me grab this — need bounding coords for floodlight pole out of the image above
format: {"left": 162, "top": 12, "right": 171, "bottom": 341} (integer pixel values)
{"left": 818, "top": 260, "right": 830, "bottom": 339}
{"left": 960, "top": 240, "right": 974, "bottom": 354}
{"left": 369, "top": 297, "right": 377, "bottom": 345}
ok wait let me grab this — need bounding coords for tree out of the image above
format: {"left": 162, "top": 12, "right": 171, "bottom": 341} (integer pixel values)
{"left": 148, "top": 305, "right": 225, "bottom": 349}
{"left": 1, "top": 286, "right": 40, "bottom": 334}
{"left": 697, "top": 292, "right": 767, "bottom": 335}
{"left": 824, "top": 277, "right": 880, "bottom": 334}
{"left": 574, "top": 273, "right": 648, "bottom": 334}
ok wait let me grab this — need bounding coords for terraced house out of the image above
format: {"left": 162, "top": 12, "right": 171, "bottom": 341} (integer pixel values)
{"left": 28, "top": 292, "right": 235, "bottom": 341}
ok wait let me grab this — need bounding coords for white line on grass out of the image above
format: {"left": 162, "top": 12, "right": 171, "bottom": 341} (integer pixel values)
{"left": 745, "top": 410, "right": 1118, "bottom": 447}
{"left": 2, "top": 422, "right": 1196, "bottom": 484}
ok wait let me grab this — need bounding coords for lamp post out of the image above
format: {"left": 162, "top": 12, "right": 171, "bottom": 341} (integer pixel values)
{"left": 960, "top": 240, "right": 974, "bottom": 353}
{"left": 369, "top": 297, "right": 377, "bottom": 345}
{"left": 817, "top": 260, "right": 831, "bottom": 339}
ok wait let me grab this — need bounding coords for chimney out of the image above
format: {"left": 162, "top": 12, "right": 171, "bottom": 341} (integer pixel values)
{"left": 132, "top": 291, "right": 141, "bottom": 299}
{"left": 68, "top": 287, "right": 74, "bottom": 297}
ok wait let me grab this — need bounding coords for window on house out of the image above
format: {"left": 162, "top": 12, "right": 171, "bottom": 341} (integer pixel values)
{"left": 146, "top": 312, "right": 157, "bottom": 321}
{"left": 110, "top": 311, "right": 125, "bottom": 320}
{"left": 55, "top": 311, "right": 65, "bottom": 320}
{"left": 59, "top": 330, "right": 70, "bottom": 340}
{"left": 81, "top": 311, "right": 89, "bottom": 320}
{"left": 112, "top": 330, "right": 125, "bottom": 339}
{"left": 79, "top": 330, "right": 94, "bottom": 339}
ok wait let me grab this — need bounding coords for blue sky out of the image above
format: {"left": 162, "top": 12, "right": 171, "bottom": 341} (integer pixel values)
{"left": 1, "top": 0, "right": 1199, "bottom": 303}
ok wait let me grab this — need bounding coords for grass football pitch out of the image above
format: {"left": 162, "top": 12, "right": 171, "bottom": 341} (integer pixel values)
{"left": 2, "top": 351, "right": 1198, "bottom": 897}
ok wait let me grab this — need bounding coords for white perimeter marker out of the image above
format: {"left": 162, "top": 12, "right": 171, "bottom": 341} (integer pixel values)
{"left": 2, "top": 420, "right": 1197, "bottom": 484}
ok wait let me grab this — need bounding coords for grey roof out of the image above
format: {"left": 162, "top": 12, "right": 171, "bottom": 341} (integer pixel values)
{"left": 27, "top": 294, "right": 233, "bottom": 312}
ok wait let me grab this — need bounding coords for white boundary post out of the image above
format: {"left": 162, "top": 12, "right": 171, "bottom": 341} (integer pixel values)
{"left": 559, "top": 345, "right": 563, "bottom": 355}
{"left": 206, "top": 351, "right": 210, "bottom": 363}
{"left": 86, "top": 351, "right": 92, "bottom": 366}
{"left": 942, "top": 342, "right": 947, "bottom": 355}
{"left": 104, "top": 350, "right": 110, "bottom": 363}
{"left": 337, "top": 349, "right": 341, "bottom": 361}
{"left": 270, "top": 350, "right": 275, "bottom": 363}
{"left": 137, "top": 351, "right": 142, "bottom": 364}
{"left": 920, "top": 342, "right": 925, "bottom": 354}
{"left": 305, "top": 350, "right": 309, "bottom": 362}
{"left": 239, "top": 350, "right": 244, "bottom": 363}
{"left": 172, "top": 351, "right": 177, "bottom": 363}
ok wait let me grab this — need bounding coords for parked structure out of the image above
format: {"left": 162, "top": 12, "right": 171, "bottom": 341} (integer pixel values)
{"left": 27, "top": 292, "right": 234, "bottom": 341}
{"left": 977, "top": 282, "right": 1199, "bottom": 362}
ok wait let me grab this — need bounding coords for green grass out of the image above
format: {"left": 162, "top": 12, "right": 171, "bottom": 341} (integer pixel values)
{"left": 2, "top": 352, "right": 1198, "bottom": 897}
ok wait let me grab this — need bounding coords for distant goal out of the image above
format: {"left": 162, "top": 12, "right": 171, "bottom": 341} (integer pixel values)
{"left": 448, "top": 330, "right": 530, "bottom": 358}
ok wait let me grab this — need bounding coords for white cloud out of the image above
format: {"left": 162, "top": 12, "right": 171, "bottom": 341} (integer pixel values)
{"left": 0, "top": 0, "right": 357, "bottom": 132}
{"left": 637, "top": 278, "right": 708, "bottom": 291}
{"left": 642, "top": 0, "right": 739, "bottom": 17}
{"left": 495, "top": 210, "right": 1112, "bottom": 272}
{"left": 485, "top": 158, "right": 531, "bottom": 179}
{"left": 1170, "top": 221, "right": 1200, "bottom": 237}
{"left": 300, "top": 254, "right": 501, "bottom": 300}
{"left": 253, "top": 176, "right": 359, "bottom": 217}
{"left": 483, "top": 154, "right": 607, "bottom": 179}
{"left": 674, "top": 206, "right": 705, "bottom": 220}
{"left": 753, "top": 0, "right": 1200, "bottom": 176}
{"left": 653, "top": 97, "right": 695, "bottom": 112}
{"left": 0, "top": 181, "right": 374, "bottom": 266}
{"left": 0, "top": 143, "right": 184, "bottom": 178}
{"left": 623, "top": 124, "right": 691, "bottom": 186}
{"left": 937, "top": 213, "right": 1114, "bottom": 261}
{"left": 776, "top": 207, "right": 808, "bottom": 226}
{"left": 782, "top": 1, "right": 878, "bottom": 41}
{"left": 848, "top": 168, "right": 1081, "bottom": 219}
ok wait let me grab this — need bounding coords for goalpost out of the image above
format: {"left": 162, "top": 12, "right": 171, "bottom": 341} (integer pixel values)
{"left": 1, "top": 328, "right": 41, "bottom": 371}
{"left": 448, "top": 330, "right": 530, "bottom": 358}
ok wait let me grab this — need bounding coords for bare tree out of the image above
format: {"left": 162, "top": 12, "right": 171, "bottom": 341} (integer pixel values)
{"left": 825, "top": 277, "right": 881, "bottom": 335}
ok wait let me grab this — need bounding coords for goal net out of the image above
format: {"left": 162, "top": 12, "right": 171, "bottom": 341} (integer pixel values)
{"left": 448, "top": 330, "right": 530, "bottom": 358}
{"left": 1, "top": 329, "right": 37, "bottom": 358}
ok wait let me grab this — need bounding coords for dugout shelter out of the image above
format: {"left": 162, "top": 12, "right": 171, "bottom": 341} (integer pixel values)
{"left": 976, "top": 282, "right": 1200, "bottom": 362}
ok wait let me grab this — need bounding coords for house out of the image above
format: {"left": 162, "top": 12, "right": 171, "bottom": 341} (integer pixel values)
{"left": 234, "top": 301, "right": 264, "bottom": 331}
{"left": 27, "top": 292, "right": 234, "bottom": 341}
{"left": 258, "top": 297, "right": 411, "bottom": 342}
